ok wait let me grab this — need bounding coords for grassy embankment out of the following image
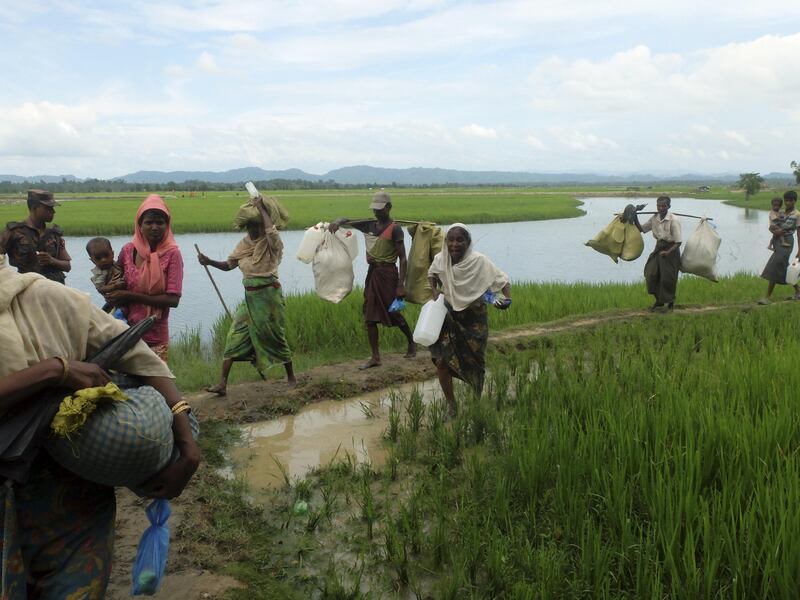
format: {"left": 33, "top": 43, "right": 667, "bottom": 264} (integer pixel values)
{"left": 170, "top": 273, "right": 769, "bottom": 391}
{"left": 187, "top": 301, "right": 800, "bottom": 598}
{"left": 0, "top": 188, "right": 584, "bottom": 235}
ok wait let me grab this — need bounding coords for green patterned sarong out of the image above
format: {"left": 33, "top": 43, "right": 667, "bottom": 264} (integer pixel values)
{"left": 223, "top": 276, "right": 292, "bottom": 369}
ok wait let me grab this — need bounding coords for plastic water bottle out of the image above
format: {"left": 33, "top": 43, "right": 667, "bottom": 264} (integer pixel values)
{"left": 245, "top": 181, "right": 259, "bottom": 199}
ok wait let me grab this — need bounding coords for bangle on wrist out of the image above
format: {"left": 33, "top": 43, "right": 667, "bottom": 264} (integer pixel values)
{"left": 171, "top": 400, "right": 191, "bottom": 415}
{"left": 53, "top": 356, "right": 69, "bottom": 386}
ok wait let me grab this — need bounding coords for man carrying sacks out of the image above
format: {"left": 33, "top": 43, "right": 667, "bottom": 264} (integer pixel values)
{"left": 329, "top": 191, "right": 416, "bottom": 369}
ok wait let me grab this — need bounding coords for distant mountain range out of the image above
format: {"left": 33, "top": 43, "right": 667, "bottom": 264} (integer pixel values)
{"left": 0, "top": 174, "right": 81, "bottom": 184}
{"left": 1, "top": 166, "right": 794, "bottom": 186}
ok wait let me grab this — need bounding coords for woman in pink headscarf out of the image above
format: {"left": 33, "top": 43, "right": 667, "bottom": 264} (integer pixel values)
{"left": 107, "top": 195, "right": 184, "bottom": 362}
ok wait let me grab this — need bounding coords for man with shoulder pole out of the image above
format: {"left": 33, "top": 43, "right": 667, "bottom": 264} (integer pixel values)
{"left": 329, "top": 190, "right": 417, "bottom": 369}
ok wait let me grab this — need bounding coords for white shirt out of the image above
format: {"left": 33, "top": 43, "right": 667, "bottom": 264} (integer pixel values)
{"left": 641, "top": 212, "right": 681, "bottom": 243}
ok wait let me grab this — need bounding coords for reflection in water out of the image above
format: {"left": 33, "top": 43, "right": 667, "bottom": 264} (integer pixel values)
{"left": 224, "top": 380, "right": 439, "bottom": 500}
{"left": 743, "top": 208, "right": 760, "bottom": 221}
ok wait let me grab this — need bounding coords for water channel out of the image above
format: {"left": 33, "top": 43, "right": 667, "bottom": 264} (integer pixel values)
{"left": 63, "top": 196, "right": 768, "bottom": 339}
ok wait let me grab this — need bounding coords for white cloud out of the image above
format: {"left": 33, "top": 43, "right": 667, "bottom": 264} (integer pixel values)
{"left": 532, "top": 34, "right": 800, "bottom": 117}
{"left": 459, "top": 124, "right": 498, "bottom": 140}
{"left": 724, "top": 130, "right": 750, "bottom": 147}
{"left": 524, "top": 135, "right": 546, "bottom": 150}
{"left": 553, "top": 129, "right": 618, "bottom": 152}
{"left": 0, "top": 102, "right": 96, "bottom": 158}
{"left": 196, "top": 51, "right": 220, "bottom": 73}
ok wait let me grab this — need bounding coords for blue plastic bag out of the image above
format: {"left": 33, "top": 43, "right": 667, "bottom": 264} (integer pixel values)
{"left": 482, "top": 289, "right": 496, "bottom": 304}
{"left": 388, "top": 298, "right": 406, "bottom": 313}
{"left": 131, "top": 499, "right": 171, "bottom": 596}
{"left": 113, "top": 308, "right": 128, "bottom": 323}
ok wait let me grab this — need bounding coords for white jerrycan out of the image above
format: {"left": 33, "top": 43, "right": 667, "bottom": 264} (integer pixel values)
{"left": 787, "top": 260, "right": 800, "bottom": 286}
{"left": 296, "top": 222, "right": 327, "bottom": 264}
{"left": 413, "top": 295, "right": 448, "bottom": 346}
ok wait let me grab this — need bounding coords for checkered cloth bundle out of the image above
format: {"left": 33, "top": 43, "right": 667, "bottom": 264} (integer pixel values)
{"left": 45, "top": 385, "right": 175, "bottom": 488}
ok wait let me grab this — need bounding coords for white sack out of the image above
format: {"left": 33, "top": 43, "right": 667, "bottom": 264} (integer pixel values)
{"left": 680, "top": 219, "right": 721, "bottom": 282}
{"left": 313, "top": 230, "right": 354, "bottom": 303}
{"left": 335, "top": 229, "right": 359, "bottom": 262}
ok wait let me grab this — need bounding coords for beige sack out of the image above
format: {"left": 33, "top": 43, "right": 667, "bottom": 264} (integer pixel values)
{"left": 585, "top": 216, "right": 643, "bottom": 263}
{"left": 405, "top": 222, "right": 443, "bottom": 304}
{"left": 233, "top": 196, "right": 290, "bottom": 230}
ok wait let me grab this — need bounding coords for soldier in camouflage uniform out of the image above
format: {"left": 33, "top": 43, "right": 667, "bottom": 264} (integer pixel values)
{"left": 0, "top": 189, "right": 71, "bottom": 284}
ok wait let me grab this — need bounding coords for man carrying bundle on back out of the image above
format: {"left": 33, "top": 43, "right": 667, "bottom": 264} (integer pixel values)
{"left": 329, "top": 191, "right": 416, "bottom": 369}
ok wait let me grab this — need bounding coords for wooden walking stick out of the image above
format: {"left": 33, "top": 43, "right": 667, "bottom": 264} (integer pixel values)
{"left": 194, "top": 244, "right": 266, "bottom": 393}
{"left": 194, "top": 243, "right": 231, "bottom": 318}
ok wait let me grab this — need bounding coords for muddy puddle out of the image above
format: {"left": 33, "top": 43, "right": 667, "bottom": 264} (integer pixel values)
{"left": 222, "top": 380, "right": 440, "bottom": 499}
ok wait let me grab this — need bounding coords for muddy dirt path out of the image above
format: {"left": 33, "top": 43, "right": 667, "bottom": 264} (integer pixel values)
{"left": 106, "top": 301, "right": 748, "bottom": 599}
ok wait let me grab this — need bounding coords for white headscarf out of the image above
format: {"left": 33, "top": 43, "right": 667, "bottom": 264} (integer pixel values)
{"left": 428, "top": 223, "right": 509, "bottom": 311}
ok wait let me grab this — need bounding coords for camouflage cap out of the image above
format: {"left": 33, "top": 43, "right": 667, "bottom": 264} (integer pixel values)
{"left": 27, "top": 189, "right": 59, "bottom": 207}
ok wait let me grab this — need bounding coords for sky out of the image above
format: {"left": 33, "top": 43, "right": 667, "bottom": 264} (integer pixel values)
{"left": 1, "top": 0, "right": 800, "bottom": 179}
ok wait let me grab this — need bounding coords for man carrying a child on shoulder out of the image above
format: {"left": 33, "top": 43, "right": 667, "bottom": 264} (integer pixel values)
{"left": 0, "top": 189, "right": 71, "bottom": 283}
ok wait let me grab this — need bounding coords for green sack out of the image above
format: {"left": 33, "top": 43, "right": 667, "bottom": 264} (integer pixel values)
{"left": 233, "top": 196, "right": 290, "bottom": 230}
{"left": 585, "top": 216, "right": 643, "bottom": 263}
{"left": 405, "top": 222, "right": 443, "bottom": 304}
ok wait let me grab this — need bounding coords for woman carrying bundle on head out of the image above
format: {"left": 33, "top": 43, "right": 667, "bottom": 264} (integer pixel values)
{"left": 198, "top": 195, "right": 295, "bottom": 395}
{"left": 427, "top": 223, "right": 511, "bottom": 416}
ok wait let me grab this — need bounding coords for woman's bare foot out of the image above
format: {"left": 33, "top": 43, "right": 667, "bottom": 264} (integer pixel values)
{"left": 359, "top": 358, "right": 381, "bottom": 370}
{"left": 205, "top": 383, "right": 227, "bottom": 396}
{"left": 404, "top": 344, "right": 417, "bottom": 359}
{"left": 287, "top": 377, "right": 298, "bottom": 389}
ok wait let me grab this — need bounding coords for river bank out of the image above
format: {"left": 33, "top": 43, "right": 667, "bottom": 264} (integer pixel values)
{"left": 169, "top": 273, "right": 769, "bottom": 391}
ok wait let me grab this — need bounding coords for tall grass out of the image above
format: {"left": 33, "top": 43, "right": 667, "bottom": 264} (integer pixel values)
{"left": 421, "top": 304, "right": 800, "bottom": 597}
{"left": 170, "top": 273, "right": 769, "bottom": 390}
{"left": 204, "top": 302, "right": 800, "bottom": 597}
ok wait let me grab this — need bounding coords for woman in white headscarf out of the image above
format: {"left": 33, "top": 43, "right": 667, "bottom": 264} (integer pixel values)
{"left": 427, "top": 224, "right": 511, "bottom": 415}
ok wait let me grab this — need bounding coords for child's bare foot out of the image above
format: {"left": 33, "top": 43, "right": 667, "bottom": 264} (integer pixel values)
{"left": 205, "top": 383, "right": 227, "bottom": 396}
{"left": 287, "top": 377, "right": 298, "bottom": 389}
{"left": 359, "top": 358, "right": 381, "bottom": 370}
{"left": 404, "top": 344, "right": 417, "bottom": 358}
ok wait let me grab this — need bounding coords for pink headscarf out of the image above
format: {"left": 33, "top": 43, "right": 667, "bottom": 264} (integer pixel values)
{"left": 132, "top": 194, "right": 178, "bottom": 295}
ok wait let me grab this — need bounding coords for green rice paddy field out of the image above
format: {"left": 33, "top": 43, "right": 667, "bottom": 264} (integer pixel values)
{"left": 0, "top": 185, "right": 777, "bottom": 235}
{"left": 0, "top": 189, "right": 585, "bottom": 235}
{"left": 189, "top": 297, "right": 800, "bottom": 599}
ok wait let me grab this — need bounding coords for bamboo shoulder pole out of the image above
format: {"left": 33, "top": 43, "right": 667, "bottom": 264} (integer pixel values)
{"left": 616, "top": 211, "right": 714, "bottom": 221}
